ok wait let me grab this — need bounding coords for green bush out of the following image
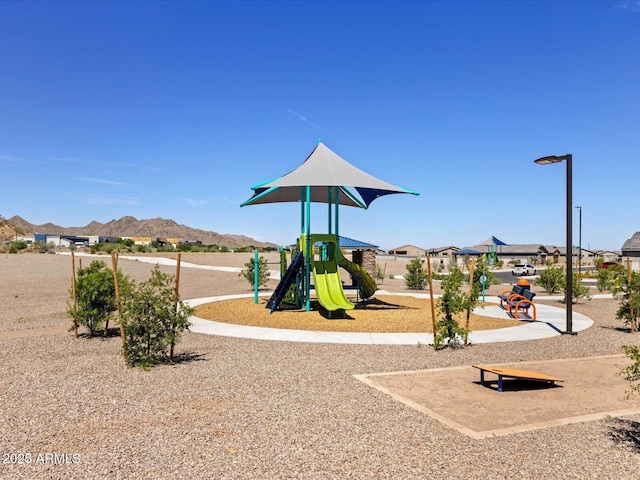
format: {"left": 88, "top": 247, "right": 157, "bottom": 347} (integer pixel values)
{"left": 239, "top": 255, "right": 271, "bottom": 289}
{"left": 534, "top": 266, "right": 565, "bottom": 294}
{"left": 434, "top": 267, "right": 473, "bottom": 349}
{"left": 121, "top": 265, "right": 193, "bottom": 368}
{"left": 621, "top": 346, "right": 640, "bottom": 398}
{"left": 9, "top": 240, "right": 28, "bottom": 252}
{"left": 404, "top": 258, "right": 428, "bottom": 290}
{"left": 376, "top": 264, "right": 386, "bottom": 284}
{"left": 67, "top": 260, "right": 120, "bottom": 337}
{"left": 566, "top": 274, "right": 591, "bottom": 304}
{"left": 596, "top": 264, "right": 625, "bottom": 292}
{"left": 34, "top": 241, "right": 55, "bottom": 253}
{"left": 612, "top": 270, "right": 640, "bottom": 332}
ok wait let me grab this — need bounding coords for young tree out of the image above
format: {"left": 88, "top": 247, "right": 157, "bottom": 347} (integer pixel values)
{"left": 404, "top": 258, "right": 428, "bottom": 290}
{"left": 596, "top": 267, "right": 614, "bottom": 292}
{"left": 471, "top": 259, "right": 496, "bottom": 287}
{"left": 239, "top": 255, "right": 271, "bottom": 289}
{"left": 121, "top": 265, "right": 193, "bottom": 368}
{"left": 534, "top": 264, "right": 564, "bottom": 294}
{"left": 67, "top": 260, "right": 118, "bottom": 337}
{"left": 621, "top": 345, "right": 640, "bottom": 397}
{"left": 566, "top": 274, "right": 591, "bottom": 304}
{"left": 611, "top": 269, "right": 640, "bottom": 332}
{"left": 434, "top": 267, "right": 472, "bottom": 349}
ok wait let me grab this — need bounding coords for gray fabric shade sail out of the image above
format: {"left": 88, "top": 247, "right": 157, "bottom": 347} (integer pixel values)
{"left": 241, "top": 142, "right": 419, "bottom": 208}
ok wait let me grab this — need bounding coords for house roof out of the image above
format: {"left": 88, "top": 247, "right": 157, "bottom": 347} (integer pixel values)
{"left": 622, "top": 232, "right": 640, "bottom": 252}
{"left": 389, "top": 244, "right": 425, "bottom": 251}
{"left": 426, "top": 246, "right": 459, "bottom": 253}
{"left": 592, "top": 249, "right": 621, "bottom": 256}
{"left": 336, "top": 235, "right": 378, "bottom": 249}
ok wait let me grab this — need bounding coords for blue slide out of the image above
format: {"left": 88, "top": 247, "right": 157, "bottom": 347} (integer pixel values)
{"left": 265, "top": 251, "right": 304, "bottom": 314}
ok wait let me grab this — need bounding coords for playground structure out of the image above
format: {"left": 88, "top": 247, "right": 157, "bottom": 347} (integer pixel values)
{"left": 266, "top": 234, "right": 378, "bottom": 315}
{"left": 242, "top": 141, "right": 418, "bottom": 314}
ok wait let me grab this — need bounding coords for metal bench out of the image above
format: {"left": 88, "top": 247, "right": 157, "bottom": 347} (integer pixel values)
{"left": 506, "top": 289, "right": 537, "bottom": 320}
{"left": 498, "top": 285, "right": 524, "bottom": 309}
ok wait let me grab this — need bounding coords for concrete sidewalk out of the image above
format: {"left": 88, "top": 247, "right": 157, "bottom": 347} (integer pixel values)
{"left": 187, "top": 292, "right": 595, "bottom": 345}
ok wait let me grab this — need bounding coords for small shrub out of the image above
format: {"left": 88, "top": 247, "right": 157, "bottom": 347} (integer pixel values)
{"left": 9, "top": 240, "right": 28, "bottom": 252}
{"left": 121, "top": 266, "right": 193, "bottom": 368}
{"left": 67, "top": 260, "right": 118, "bottom": 337}
{"left": 434, "top": 267, "right": 472, "bottom": 349}
{"left": 612, "top": 270, "right": 640, "bottom": 332}
{"left": 239, "top": 255, "right": 271, "bottom": 289}
{"left": 621, "top": 346, "right": 640, "bottom": 398}
{"left": 375, "top": 264, "right": 386, "bottom": 284}
{"left": 566, "top": 275, "right": 591, "bottom": 304}
{"left": 404, "top": 258, "right": 428, "bottom": 290}
{"left": 535, "top": 266, "right": 564, "bottom": 294}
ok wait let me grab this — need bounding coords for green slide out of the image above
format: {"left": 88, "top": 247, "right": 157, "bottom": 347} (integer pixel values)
{"left": 303, "top": 234, "right": 354, "bottom": 312}
{"left": 311, "top": 258, "right": 354, "bottom": 312}
{"left": 337, "top": 250, "right": 377, "bottom": 299}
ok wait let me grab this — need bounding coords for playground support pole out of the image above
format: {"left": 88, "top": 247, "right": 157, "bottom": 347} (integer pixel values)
{"left": 254, "top": 250, "right": 259, "bottom": 304}
{"left": 305, "top": 185, "right": 311, "bottom": 312}
{"left": 334, "top": 186, "right": 339, "bottom": 244}
{"left": 328, "top": 186, "right": 332, "bottom": 235}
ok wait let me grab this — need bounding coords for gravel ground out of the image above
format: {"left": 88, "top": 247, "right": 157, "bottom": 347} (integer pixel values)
{"left": 1, "top": 252, "right": 640, "bottom": 479}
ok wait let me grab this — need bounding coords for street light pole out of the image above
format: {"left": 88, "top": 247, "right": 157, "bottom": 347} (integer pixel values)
{"left": 534, "top": 154, "right": 575, "bottom": 335}
{"left": 575, "top": 205, "right": 582, "bottom": 277}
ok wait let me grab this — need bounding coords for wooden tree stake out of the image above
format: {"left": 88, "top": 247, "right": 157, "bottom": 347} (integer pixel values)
{"left": 464, "top": 260, "right": 475, "bottom": 346}
{"left": 426, "top": 254, "right": 437, "bottom": 339}
{"left": 110, "top": 252, "right": 126, "bottom": 348}
{"left": 71, "top": 250, "right": 78, "bottom": 338}
{"left": 170, "top": 253, "right": 182, "bottom": 362}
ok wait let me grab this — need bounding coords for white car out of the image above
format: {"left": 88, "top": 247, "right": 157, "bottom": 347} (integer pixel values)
{"left": 512, "top": 264, "right": 536, "bottom": 276}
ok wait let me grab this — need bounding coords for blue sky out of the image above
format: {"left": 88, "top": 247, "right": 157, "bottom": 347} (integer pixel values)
{"left": 1, "top": 1, "right": 638, "bottom": 251}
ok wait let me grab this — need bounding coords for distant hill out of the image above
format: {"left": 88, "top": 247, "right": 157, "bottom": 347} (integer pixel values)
{"left": 0, "top": 218, "right": 29, "bottom": 241}
{"left": 5, "top": 215, "right": 278, "bottom": 249}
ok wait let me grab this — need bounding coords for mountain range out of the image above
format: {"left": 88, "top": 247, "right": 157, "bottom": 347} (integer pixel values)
{"left": 1, "top": 215, "right": 278, "bottom": 249}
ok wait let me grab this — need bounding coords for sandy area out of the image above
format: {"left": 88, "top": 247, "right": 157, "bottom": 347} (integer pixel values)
{"left": 1, "top": 252, "right": 640, "bottom": 479}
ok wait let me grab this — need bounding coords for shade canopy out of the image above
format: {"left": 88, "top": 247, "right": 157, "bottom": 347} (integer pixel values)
{"left": 478, "top": 235, "right": 509, "bottom": 247}
{"left": 241, "top": 142, "right": 419, "bottom": 208}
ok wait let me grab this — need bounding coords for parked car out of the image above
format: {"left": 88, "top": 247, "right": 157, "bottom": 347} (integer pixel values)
{"left": 512, "top": 264, "right": 536, "bottom": 276}
{"left": 598, "top": 261, "right": 620, "bottom": 270}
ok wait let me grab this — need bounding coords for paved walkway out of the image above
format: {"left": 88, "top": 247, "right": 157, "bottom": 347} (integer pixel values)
{"left": 186, "top": 291, "right": 596, "bottom": 345}
{"left": 63, "top": 253, "right": 598, "bottom": 345}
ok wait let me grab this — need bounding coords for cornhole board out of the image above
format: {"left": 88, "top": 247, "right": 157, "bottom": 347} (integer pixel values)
{"left": 473, "top": 365, "right": 563, "bottom": 392}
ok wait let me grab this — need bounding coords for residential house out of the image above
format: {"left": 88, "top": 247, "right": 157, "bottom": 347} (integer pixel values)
{"left": 425, "top": 246, "right": 459, "bottom": 268}
{"left": 388, "top": 244, "right": 426, "bottom": 257}
{"left": 591, "top": 249, "right": 621, "bottom": 263}
{"left": 621, "top": 232, "right": 640, "bottom": 271}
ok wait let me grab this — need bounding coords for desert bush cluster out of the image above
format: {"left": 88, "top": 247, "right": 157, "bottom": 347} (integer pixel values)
{"left": 68, "top": 259, "right": 193, "bottom": 368}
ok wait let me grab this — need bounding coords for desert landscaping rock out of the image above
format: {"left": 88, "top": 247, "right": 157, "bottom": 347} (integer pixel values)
{"left": 1, "top": 252, "right": 640, "bottom": 479}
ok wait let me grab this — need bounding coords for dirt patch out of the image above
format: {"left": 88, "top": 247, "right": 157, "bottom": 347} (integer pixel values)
{"left": 0, "top": 324, "right": 70, "bottom": 339}
{"left": 194, "top": 295, "right": 521, "bottom": 333}
{"left": 357, "top": 355, "right": 640, "bottom": 438}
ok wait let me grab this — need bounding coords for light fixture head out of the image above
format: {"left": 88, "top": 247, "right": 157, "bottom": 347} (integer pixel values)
{"left": 534, "top": 154, "right": 572, "bottom": 165}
